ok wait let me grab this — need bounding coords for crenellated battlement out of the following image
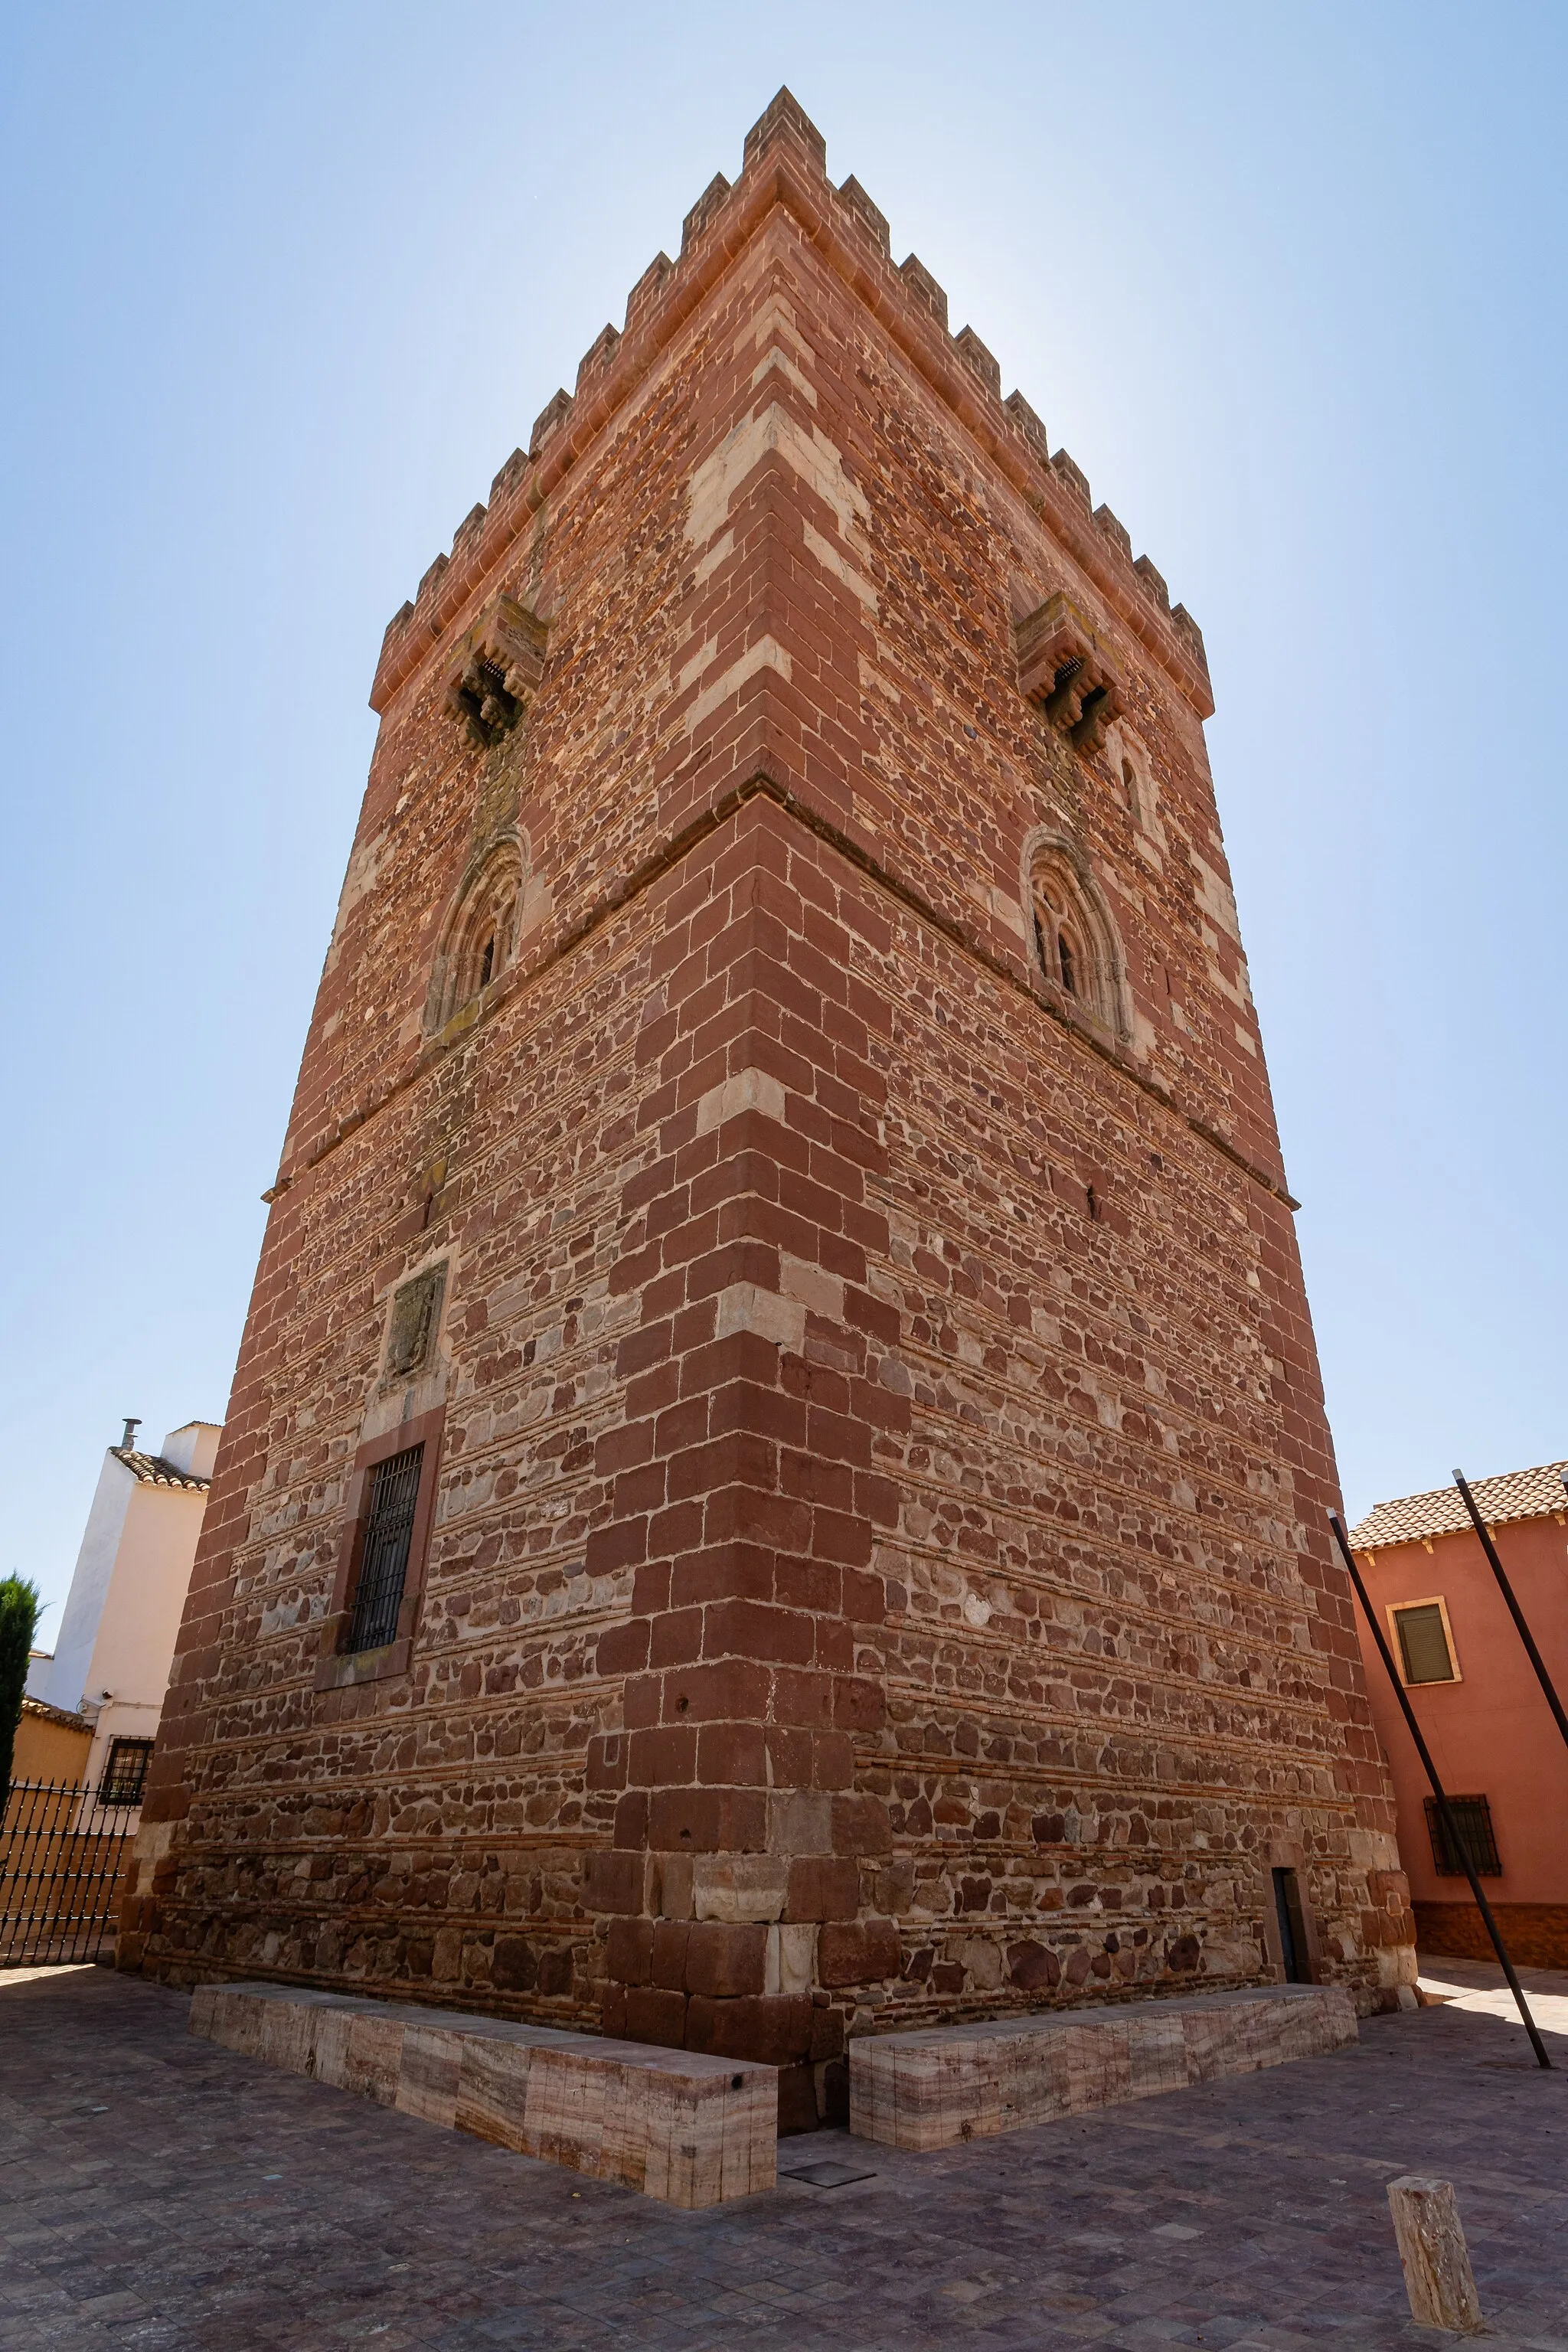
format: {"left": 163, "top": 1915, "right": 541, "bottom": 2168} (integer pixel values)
{"left": 369, "top": 89, "right": 1210, "bottom": 718}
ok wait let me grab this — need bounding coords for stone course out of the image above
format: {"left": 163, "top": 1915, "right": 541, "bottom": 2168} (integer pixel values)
{"left": 5, "top": 1965, "right": 1568, "bottom": 2350}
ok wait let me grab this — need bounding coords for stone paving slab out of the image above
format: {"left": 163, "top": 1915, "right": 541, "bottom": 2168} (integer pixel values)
{"left": 3, "top": 1965, "right": 1567, "bottom": 2350}
{"left": 187, "top": 1981, "right": 776, "bottom": 2207}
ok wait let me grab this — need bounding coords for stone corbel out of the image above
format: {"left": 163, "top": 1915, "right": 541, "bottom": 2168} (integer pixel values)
{"left": 1014, "top": 591, "right": 1124, "bottom": 757}
{"left": 444, "top": 592, "right": 550, "bottom": 747}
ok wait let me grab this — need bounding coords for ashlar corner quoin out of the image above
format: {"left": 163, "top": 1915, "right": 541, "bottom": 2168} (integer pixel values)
{"left": 120, "top": 91, "right": 1416, "bottom": 2132}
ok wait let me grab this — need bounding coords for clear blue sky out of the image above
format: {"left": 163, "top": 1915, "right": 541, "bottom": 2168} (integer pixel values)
{"left": 5, "top": 4, "right": 1565, "bottom": 1642}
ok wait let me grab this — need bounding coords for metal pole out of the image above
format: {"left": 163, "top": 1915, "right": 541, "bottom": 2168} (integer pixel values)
{"left": 1328, "top": 1511, "right": 1552, "bottom": 2069}
{"left": 1452, "top": 1468, "right": 1568, "bottom": 1759}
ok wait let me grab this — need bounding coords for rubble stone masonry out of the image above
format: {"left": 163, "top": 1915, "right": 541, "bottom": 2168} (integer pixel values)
{"left": 120, "top": 91, "right": 1416, "bottom": 2128}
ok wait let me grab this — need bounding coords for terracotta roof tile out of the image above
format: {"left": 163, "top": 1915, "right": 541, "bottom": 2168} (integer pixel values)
{"left": 111, "top": 1447, "right": 211, "bottom": 1492}
{"left": 1348, "top": 1459, "right": 1568, "bottom": 1552}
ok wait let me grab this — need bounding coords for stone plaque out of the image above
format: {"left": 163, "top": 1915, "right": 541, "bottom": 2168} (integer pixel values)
{"left": 384, "top": 1263, "right": 446, "bottom": 1379}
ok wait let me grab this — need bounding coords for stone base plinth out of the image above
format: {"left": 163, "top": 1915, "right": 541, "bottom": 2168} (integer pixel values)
{"left": 188, "top": 1981, "right": 776, "bottom": 2207}
{"left": 850, "top": 1984, "right": 1357, "bottom": 2151}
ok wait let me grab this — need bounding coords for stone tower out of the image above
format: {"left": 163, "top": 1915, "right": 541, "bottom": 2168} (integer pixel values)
{"left": 120, "top": 92, "right": 1416, "bottom": 2131}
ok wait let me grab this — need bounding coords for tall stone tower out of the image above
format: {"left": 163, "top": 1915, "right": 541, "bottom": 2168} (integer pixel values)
{"left": 121, "top": 93, "right": 1416, "bottom": 2131}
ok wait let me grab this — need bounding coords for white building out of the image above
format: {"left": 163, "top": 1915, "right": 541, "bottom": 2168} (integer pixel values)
{"left": 30, "top": 1418, "right": 220, "bottom": 1807}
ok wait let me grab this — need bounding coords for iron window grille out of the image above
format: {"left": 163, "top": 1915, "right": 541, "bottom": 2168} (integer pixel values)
{"left": 347, "top": 1442, "right": 425, "bottom": 1653}
{"left": 1424, "top": 1794, "right": 1501, "bottom": 1877}
{"left": 98, "top": 1737, "right": 155, "bottom": 1807}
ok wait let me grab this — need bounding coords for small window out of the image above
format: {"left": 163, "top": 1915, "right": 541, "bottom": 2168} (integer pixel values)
{"left": 1393, "top": 1602, "right": 1457, "bottom": 1684}
{"left": 1272, "top": 1866, "right": 1309, "bottom": 1982}
{"left": 1425, "top": 1795, "right": 1501, "bottom": 1877}
{"left": 99, "top": 1738, "right": 155, "bottom": 1807}
{"left": 348, "top": 1444, "right": 425, "bottom": 1653}
{"left": 1121, "top": 757, "right": 1140, "bottom": 820}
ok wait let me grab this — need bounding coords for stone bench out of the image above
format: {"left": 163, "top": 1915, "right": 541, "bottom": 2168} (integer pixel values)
{"left": 188, "top": 1981, "right": 776, "bottom": 2207}
{"left": 850, "top": 1983, "right": 1357, "bottom": 2151}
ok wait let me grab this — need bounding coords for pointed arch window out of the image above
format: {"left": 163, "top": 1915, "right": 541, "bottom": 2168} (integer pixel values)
{"left": 1026, "top": 844, "right": 1124, "bottom": 1037}
{"left": 426, "top": 839, "right": 524, "bottom": 1033}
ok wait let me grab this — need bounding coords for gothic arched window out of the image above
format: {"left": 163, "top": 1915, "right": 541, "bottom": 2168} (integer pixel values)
{"left": 1026, "top": 844, "right": 1124, "bottom": 1037}
{"left": 426, "top": 839, "right": 524, "bottom": 1033}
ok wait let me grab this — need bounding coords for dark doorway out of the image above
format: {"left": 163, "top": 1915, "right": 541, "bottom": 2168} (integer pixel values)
{"left": 1272, "top": 1866, "right": 1309, "bottom": 1982}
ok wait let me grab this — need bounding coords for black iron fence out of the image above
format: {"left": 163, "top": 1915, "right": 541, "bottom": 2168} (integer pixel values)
{"left": 1, "top": 1779, "right": 133, "bottom": 1967}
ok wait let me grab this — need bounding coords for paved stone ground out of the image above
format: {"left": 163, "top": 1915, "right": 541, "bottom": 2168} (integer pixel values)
{"left": 2, "top": 1962, "right": 1566, "bottom": 2352}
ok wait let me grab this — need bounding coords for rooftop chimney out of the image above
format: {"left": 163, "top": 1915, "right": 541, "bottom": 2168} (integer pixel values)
{"left": 120, "top": 1417, "right": 141, "bottom": 1452}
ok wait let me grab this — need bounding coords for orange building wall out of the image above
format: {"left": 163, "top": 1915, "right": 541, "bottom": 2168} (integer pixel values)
{"left": 1354, "top": 1515, "right": 1568, "bottom": 1964}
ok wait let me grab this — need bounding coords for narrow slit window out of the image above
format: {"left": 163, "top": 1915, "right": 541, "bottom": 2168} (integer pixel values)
{"left": 348, "top": 1443, "right": 425, "bottom": 1654}
{"left": 1057, "top": 931, "right": 1077, "bottom": 996}
{"left": 1272, "top": 1866, "right": 1308, "bottom": 1981}
{"left": 1393, "top": 1602, "right": 1456, "bottom": 1684}
{"left": 1424, "top": 1795, "right": 1501, "bottom": 1877}
{"left": 479, "top": 934, "right": 495, "bottom": 989}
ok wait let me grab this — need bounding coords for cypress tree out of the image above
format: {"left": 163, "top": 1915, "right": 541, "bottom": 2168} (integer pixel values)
{"left": 0, "top": 1575, "right": 42, "bottom": 1818}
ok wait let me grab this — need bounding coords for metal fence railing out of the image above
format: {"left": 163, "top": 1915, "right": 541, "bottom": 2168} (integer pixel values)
{"left": 0, "top": 1779, "right": 134, "bottom": 1968}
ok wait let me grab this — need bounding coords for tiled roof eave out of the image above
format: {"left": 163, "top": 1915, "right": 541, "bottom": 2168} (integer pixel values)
{"left": 1348, "top": 1459, "right": 1568, "bottom": 1553}
{"left": 110, "top": 1447, "right": 211, "bottom": 1492}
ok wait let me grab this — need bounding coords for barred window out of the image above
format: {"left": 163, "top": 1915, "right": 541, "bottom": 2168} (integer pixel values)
{"left": 1393, "top": 1602, "right": 1457, "bottom": 1684}
{"left": 348, "top": 1443, "right": 425, "bottom": 1654}
{"left": 1424, "top": 1795, "right": 1501, "bottom": 1877}
{"left": 99, "top": 1737, "right": 155, "bottom": 1807}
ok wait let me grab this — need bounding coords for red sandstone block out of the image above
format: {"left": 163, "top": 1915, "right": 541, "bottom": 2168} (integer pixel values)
{"left": 684, "top": 1922, "right": 768, "bottom": 1998}
{"left": 764, "top": 1723, "right": 814, "bottom": 1785}
{"left": 618, "top": 1320, "right": 674, "bottom": 1377}
{"left": 809, "top": 2005, "right": 846, "bottom": 2062}
{"left": 585, "top": 1852, "right": 649, "bottom": 1915}
{"left": 613, "top": 1792, "right": 649, "bottom": 1850}
{"left": 831, "top": 1792, "right": 892, "bottom": 1856}
{"left": 808, "top": 1507, "right": 874, "bottom": 1570}
{"left": 701, "top": 1488, "right": 812, "bottom": 1554}
{"left": 624, "top": 1986, "right": 688, "bottom": 2047}
{"left": 648, "top": 1608, "right": 704, "bottom": 1669}
{"left": 652, "top": 1919, "right": 691, "bottom": 1988}
{"left": 611, "top": 1458, "right": 668, "bottom": 1514}
{"left": 769, "top": 1557, "right": 844, "bottom": 1620}
{"left": 586, "top": 1521, "right": 647, "bottom": 1577}
{"left": 696, "top": 1719, "right": 768, "bottom": 1785}
{"left": 632, "top": 1563, "right": 674, "bottom": 1616}
{"left": 702, "top": 1599, "right": 816, "bottom": 1668}
{"left": 705, "top": 1380, "right": 810, "bottom": 1448}
{"left": 818, "top": 1919, "right": 901, "bottom": 1987}
{"left": 628, "top": 1726, "right": 698, "bottom": 1785}
{"left": 832, "top": 1674, "right": 885, "bottom": 1731}
{"left": 654, "top": 1396, "right": 713, "bottom": 1459}
{"left": 586, "top": 1735, "right": 629, "bottom": 1791}
{"left": 671, "top": 1543, "right": 773, "bottom": 1609}
{"left": 786, "top": 1857, "right": 859, "bottom": 1922}
{"left": 689, "top": 1994, "right": 813, "bottom": 2066}
{"left": 663, "top": 1657, "right": 771, "bottom": 1723}
{"left": 606, "top": 1916, "right": 655, "bottom": 1985}
{"left": 647, "top": 1785, "right": 767, "bottom": 1854}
